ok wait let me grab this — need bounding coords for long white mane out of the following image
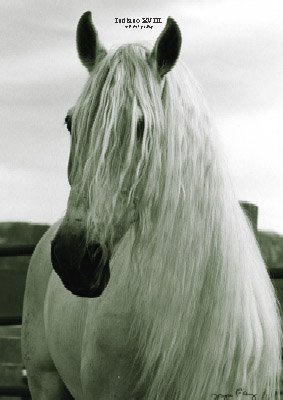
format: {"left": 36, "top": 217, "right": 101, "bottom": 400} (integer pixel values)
{"left": 71, "top": 44, "right": 281, "bottom": 399}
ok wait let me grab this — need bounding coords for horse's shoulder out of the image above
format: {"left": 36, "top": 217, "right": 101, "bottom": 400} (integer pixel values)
{"left": 29, "top": 219, "right": 62, "bottom": 266}
{"left": 24, "top": 219, "right": 63, "bottom": 309}
{"left": 36, "top": 218, "right": 63, "bottom": 248}
{"left": 85, "top": 310, "right": 133, "bottom": 355}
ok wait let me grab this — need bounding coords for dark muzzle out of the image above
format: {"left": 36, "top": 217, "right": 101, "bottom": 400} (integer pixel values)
{"left": 51, "top": 233, "right": 110, "bottom": 298}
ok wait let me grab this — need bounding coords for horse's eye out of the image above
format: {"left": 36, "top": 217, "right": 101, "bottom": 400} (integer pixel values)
{"left": 137, "top": 118, "right": 144, "bottom": 140}
{"left": 65, "top": 115, "right": 72, "bottom": 134}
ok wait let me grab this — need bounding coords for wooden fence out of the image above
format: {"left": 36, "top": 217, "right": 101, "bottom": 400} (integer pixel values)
{"left": 0, "top": 245, "right": 34, "bottom": 399}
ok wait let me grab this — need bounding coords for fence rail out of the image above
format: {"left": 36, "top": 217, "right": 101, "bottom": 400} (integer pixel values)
{"left": 0, "top": 386, "right": 30, "bottom": 398}
{"left": 0, "top": 244, "right": 36, "bottom": 257}
{"left": 0, "top": 316, "right": 22, "bottom": 326}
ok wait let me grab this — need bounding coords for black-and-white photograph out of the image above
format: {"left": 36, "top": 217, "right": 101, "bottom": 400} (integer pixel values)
{"left": 0, "top": 1, "right": 282, "bottom": 399}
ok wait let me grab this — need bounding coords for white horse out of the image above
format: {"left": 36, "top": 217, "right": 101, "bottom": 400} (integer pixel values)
{"left": 21, "top": 11, "right": 282, "bottom": 400}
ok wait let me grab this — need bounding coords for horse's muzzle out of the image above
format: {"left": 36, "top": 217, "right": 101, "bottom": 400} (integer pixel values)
{"left": 51, "top": 235, "right": 110, "bottom": 298}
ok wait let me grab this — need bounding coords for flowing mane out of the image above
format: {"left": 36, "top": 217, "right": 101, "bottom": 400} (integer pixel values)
{"left": 69, "top": 43, "right": 281, "bottom": 399}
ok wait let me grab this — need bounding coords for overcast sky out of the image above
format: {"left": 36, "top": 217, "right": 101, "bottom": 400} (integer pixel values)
{"left": 0, "top": 0, "right": 282, "bottom": 233}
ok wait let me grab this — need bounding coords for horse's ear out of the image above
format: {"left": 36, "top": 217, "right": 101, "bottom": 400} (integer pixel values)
{"left": 76, "top": 11, "right": 107, "bottom": 72}
{"left": 150, "top": 17, "right": 182, "bottom": 78}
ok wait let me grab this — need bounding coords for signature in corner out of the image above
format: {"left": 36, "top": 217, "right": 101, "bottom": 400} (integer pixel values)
{"left": 212, "top": 388, "right": 257, "bottom": 399}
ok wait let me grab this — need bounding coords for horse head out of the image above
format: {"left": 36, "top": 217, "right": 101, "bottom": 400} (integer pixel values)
{"left": 51, "top": 12, "right": 182, "bottom": 297}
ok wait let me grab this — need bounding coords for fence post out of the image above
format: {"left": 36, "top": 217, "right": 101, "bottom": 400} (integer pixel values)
{"left": 240, "top": 201, "right": 258, "bottom": 233}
